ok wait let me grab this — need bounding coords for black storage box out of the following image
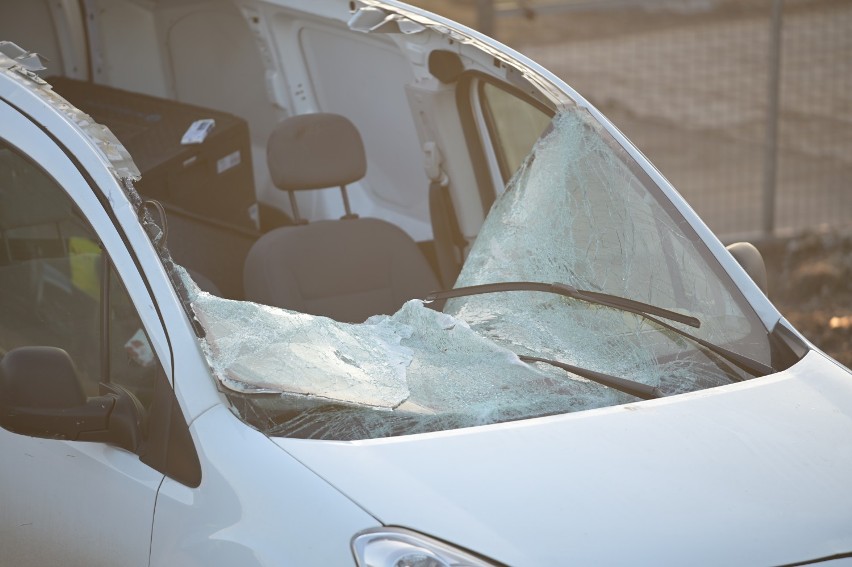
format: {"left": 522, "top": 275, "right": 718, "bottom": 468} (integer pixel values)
{"left": 49, "top": 77, "right": 257, "bottom": 231}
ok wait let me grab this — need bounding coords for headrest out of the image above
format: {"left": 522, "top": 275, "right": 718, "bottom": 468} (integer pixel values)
{"left": 267, "top": 113, "right": 367, "bottom": 191}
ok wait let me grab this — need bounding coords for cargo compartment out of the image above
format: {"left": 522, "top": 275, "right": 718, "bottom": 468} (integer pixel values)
{"left": 50, "top": 77, "right": 260, "bottom": 298}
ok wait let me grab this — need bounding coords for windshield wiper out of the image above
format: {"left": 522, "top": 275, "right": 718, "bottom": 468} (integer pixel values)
{"left": 426, "top": 281, "right": 700, "bottom": 327}
{"left": 425, "top": 281, "right": 774, "bottom": 377}
{"left": 519, "top": 355, "right": 663, "bottom": 400}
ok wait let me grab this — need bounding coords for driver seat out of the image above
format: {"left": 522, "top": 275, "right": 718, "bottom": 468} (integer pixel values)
{"left": 243, "top": 113, "right": 439, "bottom": 322}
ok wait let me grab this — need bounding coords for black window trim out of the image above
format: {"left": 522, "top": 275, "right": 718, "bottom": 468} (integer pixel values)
{"left": 456, "top": 70, "right": 555, "bottom": 214}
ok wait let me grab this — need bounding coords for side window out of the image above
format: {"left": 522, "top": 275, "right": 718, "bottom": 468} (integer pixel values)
{"left": 0, "top": 141, "right": 157, "bottom": 408}
{"left": 109, "top": 267, "right": 159, "bottom": 407}
{"left": 478, "top": 80, "right": 552, "bottom": 184}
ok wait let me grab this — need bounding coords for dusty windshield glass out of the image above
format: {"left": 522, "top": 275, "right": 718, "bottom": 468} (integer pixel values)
{"left": 191, "top": 109, "right": 771, "bottom": 441}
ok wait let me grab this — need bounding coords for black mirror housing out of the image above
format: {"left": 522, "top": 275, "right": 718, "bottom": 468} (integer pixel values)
{"left": 0, "top": 346, "right": 143, "bottom": 452}
{"left": 0, "top": 346, "right": 86, "bottom": 408}
{"left": 91, "top": 382, "right": 145, "bottom": 452}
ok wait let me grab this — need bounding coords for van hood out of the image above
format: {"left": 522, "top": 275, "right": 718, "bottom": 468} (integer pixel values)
{"left": 274, "top": 351, "right": 852, "bottom": 566}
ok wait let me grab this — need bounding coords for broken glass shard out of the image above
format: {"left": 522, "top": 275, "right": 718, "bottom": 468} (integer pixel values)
{"left": 184, "top": 109, "right": 773, "bottom": 440}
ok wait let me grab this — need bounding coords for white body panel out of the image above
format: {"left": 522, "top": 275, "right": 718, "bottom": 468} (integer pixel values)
{"left": 150, "top": 405, "right": 379, "bottom": 566}
{"left": 277, "top": 351, "right": 852, "bottom": 566}
{"left": 0, "top": 90, "right": 163, "bottom": 567}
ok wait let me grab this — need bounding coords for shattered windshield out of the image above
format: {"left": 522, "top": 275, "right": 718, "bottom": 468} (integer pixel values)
{"left": 189, "top": 110, "right": 771, "bottom": 441}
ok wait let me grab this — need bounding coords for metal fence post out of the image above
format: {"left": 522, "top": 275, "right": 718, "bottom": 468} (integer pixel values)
{"left": 763, "top": 0, "right": 784, "bottom": 237}
{"left": 477, "top": 0, "right": 496, "bottom": 37}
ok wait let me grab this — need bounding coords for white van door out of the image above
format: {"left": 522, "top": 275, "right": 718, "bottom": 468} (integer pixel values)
{"left": 0, "top": 98, "right": 165, "bottom": 566}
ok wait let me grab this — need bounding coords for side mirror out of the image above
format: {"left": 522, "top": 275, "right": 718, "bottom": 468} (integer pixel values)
{"left": 726, "top": 242, "right": 768, "bottom": 295}
{"left": 0, "top": 346, "right": 144, "bottom": 452}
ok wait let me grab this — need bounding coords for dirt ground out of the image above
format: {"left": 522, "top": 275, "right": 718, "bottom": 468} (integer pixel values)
{"left": 409, "top": 0, "right": 852, "bottom": 368}
{"left": 759, "top": 229, "right": 852, "bottom": 368}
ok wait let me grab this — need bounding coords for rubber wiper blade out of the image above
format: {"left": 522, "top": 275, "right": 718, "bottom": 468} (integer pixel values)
{"left": 520, "top": 355, "right": 663, "bottom": 400}
{"left": 426, "top": 281, "right": 775, "bottom": 377}
{"left": 426, "top": 281, "right": 700, "bottom": 328}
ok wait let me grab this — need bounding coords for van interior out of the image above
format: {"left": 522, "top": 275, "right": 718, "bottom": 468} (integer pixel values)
{"left": 0, "top": 0, "right": 554, "bottom": 323}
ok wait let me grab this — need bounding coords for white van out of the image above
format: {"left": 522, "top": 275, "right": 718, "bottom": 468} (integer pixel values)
{"left": 1, "top": 1, "right": 850, "bottom": 565}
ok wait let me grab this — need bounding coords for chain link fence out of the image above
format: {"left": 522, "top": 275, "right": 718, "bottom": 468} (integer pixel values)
{"left": 429, "top": 0, "right": 852, "bottom": 240}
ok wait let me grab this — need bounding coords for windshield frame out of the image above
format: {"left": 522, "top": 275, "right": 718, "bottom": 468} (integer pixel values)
{"left": 179, "top": 107, "right": 787, "bottom": 442}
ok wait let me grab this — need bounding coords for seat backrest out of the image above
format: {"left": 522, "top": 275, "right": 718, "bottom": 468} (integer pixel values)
{"left": 244, "top": 218, "right": 438, "bottom": 322}
{"left": 244, "top": 113, "right": 439, "bottom": 321}
{"left": 266, "top": 113, "right": 366, "bottom": 194}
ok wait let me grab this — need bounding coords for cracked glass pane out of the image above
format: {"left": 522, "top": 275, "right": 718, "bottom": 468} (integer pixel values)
{"left": 187, "top": 109, "right": 771, "bottom": 440}
{"left": 446, "top": 111, "right": 771, "bottom": 390}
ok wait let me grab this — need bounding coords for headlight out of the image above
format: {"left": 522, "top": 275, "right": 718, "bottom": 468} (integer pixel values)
{"left": 351, "top": 527, "right": 497, "bottom": 567}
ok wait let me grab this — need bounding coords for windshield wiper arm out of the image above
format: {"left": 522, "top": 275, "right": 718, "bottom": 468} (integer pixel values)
{"left": 426, "top": 281, "right": 774, "bottom": 377}
{"left": 426, "top": 281, "right": 700, "bottom": 327}
{"left": 519, "top": 355, "right": 663, "bottom": 400}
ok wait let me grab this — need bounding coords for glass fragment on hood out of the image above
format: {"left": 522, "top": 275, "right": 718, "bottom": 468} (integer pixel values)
{"left": 186, "top": 265, "right": 626, "bottom": 430}
{"left": 185, "top": 271, "right": 412, "bottom": 409}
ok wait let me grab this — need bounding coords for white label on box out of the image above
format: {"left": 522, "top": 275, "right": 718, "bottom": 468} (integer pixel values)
{"left": 217, "top": 150, "right": 241, "bottom": 174}
{"left": 181, "top": 118, "right": 216, "bottom": 144}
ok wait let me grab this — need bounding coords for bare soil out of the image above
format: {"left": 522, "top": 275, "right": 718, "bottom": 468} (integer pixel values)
{"left": 759, "top": 230, "right": 852, "bottom": 368}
